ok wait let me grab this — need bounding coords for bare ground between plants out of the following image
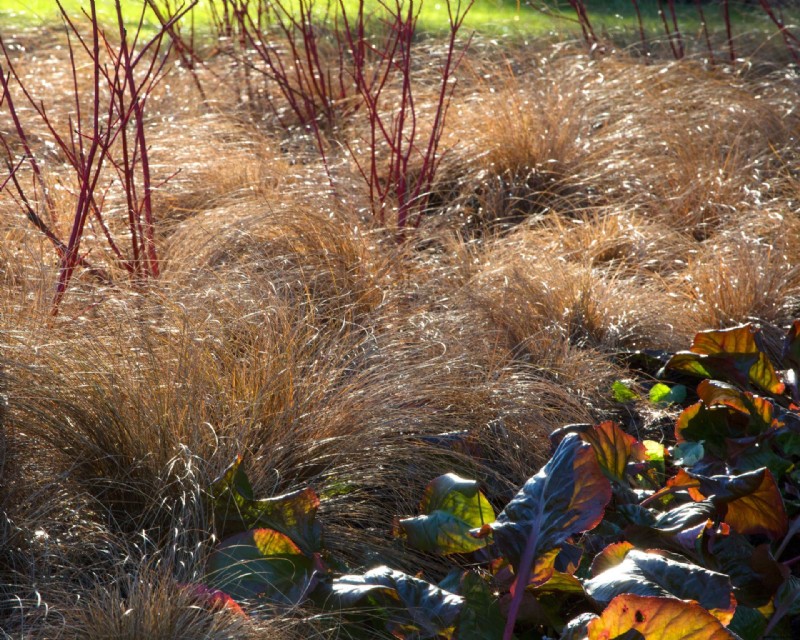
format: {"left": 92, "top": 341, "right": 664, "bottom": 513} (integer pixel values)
{"left": 1, "top": 23, "right": 800, "bottom": 638}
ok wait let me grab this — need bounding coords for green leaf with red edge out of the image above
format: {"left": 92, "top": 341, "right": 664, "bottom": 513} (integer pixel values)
{"left": 209, "top": 457, "right": 322, "bottom": 554}
{"left": 688, "top": 468, "right": 788, "bottom": 540}
{"left": 397, "top": 473, "right": 494, "bottom": 555}
{"left": 580, "top": 421, "right": 646, "bottom": 484}
{"left": 329, "top": 566, "right": 464, "bottom": 639}
{"left": 665, "top": 324, "right": 784, "bottom": 395}
{"left": 472, "top": 433, "right": 612, "bottom": 589}
{"left": 589, "top": 541, "right": 634, "bottom": 578}
{"left": 206, "top": 528, "right": 320, "bottom": 605}
{"left": 584, "top": 549, "right": 736, "bottom": 625}
{"left": 587, "top": 594, "right": 738, "bottom": 640}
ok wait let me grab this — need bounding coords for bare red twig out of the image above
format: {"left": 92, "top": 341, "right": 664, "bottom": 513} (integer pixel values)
{"left": 0, "top": 0, "right": 193, "bottom": 312}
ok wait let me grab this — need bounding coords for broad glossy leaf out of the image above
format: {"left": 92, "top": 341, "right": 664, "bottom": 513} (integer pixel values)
{"left": 206, "top": 528, "right": 318, "bottom": 605}
{"left": 697, "top": 381, "right": 776, "bottom": 431}
{"left": 728, "top": 606, "right": 768, "bottom": 639}
{"left": 674, "top": 398, "right": 776, "bottom": 461}
{"left": 689, "top": 468, "right": 788, "bottom": 540}
{"left": 398, "top": 474, "right": 494, "bottom": 555}
{"left": 587, "top": 594, "right": 738, "bottom": 640}
{"left": 331, "top": 566, "right": 463, "bottom": 639}
{"left": 671, "top": 441, "right": 704, "bottom": 467}
{"left": 642, "top": 440, "right": 666, "bottom": 474}
{"left": 561, "top": 612, "right": 597, "bottom": 640}
{"left": 450, "top": 571, "right": 505, "bottom": 640}
{"left": 209, "top": 457, "right": 322, "bottom": 554}
{"left": 584, "top": 549, "right": 735, "bottom": 623}
{"left": 650, "top": 383, "right": 686, "bottom": 405}
{"left": 665, "top": 324, "right": 784, "bottom": 395}
{"left": 589, "top": 541, "right": 634, "bottom": 578}
{"left": 580, "top": 421, "right": 646, "bottom": 484}
{"left": 474, "top": 433, "right": 611, "bottom": 589}
{"left": 701, "top": 529, "right": 785, "bottom": 608}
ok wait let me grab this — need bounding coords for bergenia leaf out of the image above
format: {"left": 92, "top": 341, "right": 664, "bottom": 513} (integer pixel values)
{"left": 209, "top": 457, "right": 322, "bottom": 554}
{"left": 449, "top": 571, "right": 505, "bottom": 640}
{"left": 398, "top": 473, "right": 494, "bottom": 555}
{"left": 580, "top": 421, "right": 646, "bottom": 485}
{"left": 689, "top": 468, "right": 788, "bottom": 540}
{"left": 700, "top": 529, "right": 785, "bottom": 608}
{"left": 665, "top": 324, "right": 784, "bottom": 395}
{"left": 561, "top": 612, "right": 598, "bottom": 640}
{"left": 474, "top": 433, "right": 611, "bottom": 589}
{"left": 330, "top": 566, "right": 463, "bottom": 639}
{"left": 697, "top": 380, "right": 776, "bottom": 431}
{"left": 587, "top": 594, "right": 738, "bottom": 639}
{"left": 584, "top": 549, "right": 736, "bottom": 624}
{"left": 649, "top": 383, "right": 686, "bottom": 405}
{"left": 589, "top": 541, "right": 634, "bottom": 578}
{"left": 206, "top": 528, "right": 319, "bottom": 605}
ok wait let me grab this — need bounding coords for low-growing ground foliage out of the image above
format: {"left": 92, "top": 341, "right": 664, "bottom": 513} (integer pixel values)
{"left": 1, "top": 0, "right": 800, "bottom": 637}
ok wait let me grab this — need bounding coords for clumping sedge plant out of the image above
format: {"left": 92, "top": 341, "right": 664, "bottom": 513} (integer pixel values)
{"left": 201, "top": 322, "right": 800, "bottom": 639}
{"left": 0, "top": 0, "right": 193, "bottom": 312}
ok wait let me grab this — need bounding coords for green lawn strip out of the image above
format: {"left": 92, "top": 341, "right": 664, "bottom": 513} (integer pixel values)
{"left": 1, "top": 0, "right": 794, "bottom": 41}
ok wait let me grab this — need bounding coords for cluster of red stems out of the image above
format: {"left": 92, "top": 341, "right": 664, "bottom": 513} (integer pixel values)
{"left": 1, "top": 0, "right": 799, "bottom": 313}
{"left": 562, "top": 0, "right": 800, "bottom": 64}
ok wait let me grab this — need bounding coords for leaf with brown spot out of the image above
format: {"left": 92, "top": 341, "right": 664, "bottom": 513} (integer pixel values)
{"left": 587, "top": 594, "right": 738, "bottom": 639}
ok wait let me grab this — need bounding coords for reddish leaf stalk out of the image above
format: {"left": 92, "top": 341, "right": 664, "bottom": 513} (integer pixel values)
{"left": 630, "top": 0, "right": 649, "bottom": 57}
{"left": 758, "top": 0, "right": 800, "bottom": 63}
{"left": 721, "top": 0, "right": 736, "bottom": 63}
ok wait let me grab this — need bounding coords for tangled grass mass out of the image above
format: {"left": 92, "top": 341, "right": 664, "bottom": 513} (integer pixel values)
{"left": 1, "top": 0, "right": 800, "bottom": 638}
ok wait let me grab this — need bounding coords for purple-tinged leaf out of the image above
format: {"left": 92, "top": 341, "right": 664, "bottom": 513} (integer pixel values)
{"left": 330, "top": 566, "right": 463, "bottom": 639}
{"left": 584, "top": 550, "right": 736, "bottom": 625}
{"left": 474, "top": 433, "right": 611, "bottom": 640}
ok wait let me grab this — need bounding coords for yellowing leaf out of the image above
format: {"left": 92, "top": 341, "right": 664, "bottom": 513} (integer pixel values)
{"left": 581, "top": 421, "right": 646, "bottom": 484}
{"left": 398, "top": 474, "right": 494, "bottom": 555}
{"left": 587, "top": 594, "right": 738, "bottom": 639}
